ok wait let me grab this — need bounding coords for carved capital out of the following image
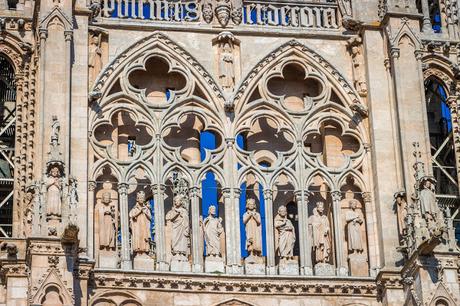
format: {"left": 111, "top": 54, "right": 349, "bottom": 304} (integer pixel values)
{"left": 39, "top": 28, "right": 48, "bottom": 40}
{"left": 222, "top": 188, "right": 232, "bottom": 198}
{"left": 414, "top": 50, "right": 423, "bottom": 60}
{"left": 263, "top": 189, "right": 273, "bottom": 201}
{"left": 446, "top": 95, "right": 458, "bottom": 109}
{"left": 362, "top": 192, "right": 372, "bottom": 203}
{"left": 189, "top": 186, "right": 200, "bottom": 198}
{"left": 151, "top": 184, "right": 166, "bottom": 194}
{"left": 390, "top": 47, "right": 400, "bottom": 59}
{"left": 331, "top": 191, "right": 342, "bottom": 202}
{"left": 117, "top": 183, "right": 129, "bottom": 195}
{"left": 64, "top": 30, "right": 73, "bottom": 42}
{"left": 88, "top": 181, "right": 97, "bottom": 192}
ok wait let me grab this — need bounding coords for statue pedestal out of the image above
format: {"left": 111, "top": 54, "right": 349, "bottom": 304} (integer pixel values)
{"left": 133, "top": 253, "right": 155, "bottom": 270}
{"left": 348, "top": 253, "right": 368, "bottom": 277}
{"left": 278, "top": 258, "right": 299, "bottom": 275}
{"left": 314, "top": 263, "right": 335, "bottom": 276}
{"left": 244, "top": 255, "right": 266, "bottom": 275}
{"left": 205, "top": 256, "right": 225, "bottom": 273}
{"left": 170, "top": 255, "right": 191, "bottom": 272}
{"left": 99, "top": 250, "right": 118, "bottom": 269}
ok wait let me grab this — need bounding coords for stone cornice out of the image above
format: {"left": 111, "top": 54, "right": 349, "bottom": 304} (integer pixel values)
{"left": 92, "top": 270, "right": 377, "bottom": 297}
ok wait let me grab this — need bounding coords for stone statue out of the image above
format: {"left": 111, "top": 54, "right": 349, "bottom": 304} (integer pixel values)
{"left": 23, "top": 192, "right": 34, "bottom": 237}
{"left": 350, "top": 42, "right": 367, "bottom": 97}
{"left": 68, "top": 176, "right": 78, "bottom": 222}
{"left": 97, "top": 192, "right": 116, "bottom": 250}
{"left": 219, "top": 42, "right": 235, "bottom": 90}
{"left": 165, "top": 194, "right": 190, "bottom": 259}
{"left": 308, "top": 202, "right": 331, "bottom": 264}
{"left": 45, "top": 166, "right": 62, "bottom": 218}
{"left": 242, "top": 198, "right": 262, "bottom": 257}
{"left": 419, "top": 178, "right": 439, "bottom": 220}
{"left": 129, "top": 191, "right": 152, "bottom": 254}
{"left": 274, "top": 205, "right": 296, "bottom": 259}
{"left": 345, "top": 200, "right": 364, "bottom": 254}
{"left": 203, "top": 205, "right": 225, "bottom": 257}
{"left": 396, "top": 194, "right": 407, "bottom": 235}
{"left": 88, "top": 32, "right": 103, "bottom": 87}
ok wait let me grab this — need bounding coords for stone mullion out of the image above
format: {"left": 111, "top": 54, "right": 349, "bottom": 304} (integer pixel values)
{"left": 263, "top": 189, "right": 276, "bottom": 275}
{"left": 87, "top": 181, "right": 96, "bottom": 260}
{"left": 296, "top": 190, "right": 312, "bottom": 275}
{"left": 222, "top": 188, "right": 234, "bottom": 269}
{"left": 232, "top": 188, "right": 243, "bottom": 274}
{"left": 152, "top": 183, "right": 168, "bottom": 271}
{"left": 190, "top": 186, "right": 203, "bottom": 272}
{"left": 118, "top": 183, "right": 131, "bottom": 270}
{"left": 331, "top": 190, "right": 347, "bottom": 276}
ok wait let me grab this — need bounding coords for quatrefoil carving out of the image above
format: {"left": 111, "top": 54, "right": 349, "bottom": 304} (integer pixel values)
{"left": 267, "top": 63, "right": 325, "bottom": 112}
{"left": 94, "top": 110, "right": 153, "bottom": 161}
{"left": 304, "top": 120, "right": 360, "bottom": 169}
{"left": 128, "top": 56, "right": 186, "bottom": 104}
{"left": 163, "top": 113, "right": 222, "bottom": 165}
{"left": 238, "top": 116, "right": 294, "bottom": 167}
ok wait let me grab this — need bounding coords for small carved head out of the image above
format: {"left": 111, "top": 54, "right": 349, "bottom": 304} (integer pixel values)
{"left": 101, "top": 192, "right": 111, "bottom": 205}
{"left": 173, "top": 194, "right": 185, "bottom": 208}
{"left": 278, "top": 205, "right": 287, "bottom": 217}
{"left": 349, "top": 199, "right": 358, "bottom": 210}
{"left": 49, "top": 166, "right": 61, "bottom": 178}
{"left": 208, "top": 205, "right": 217, "bottom": 216}
{"left": 246, "top": 198, "right": 256, "bottom": 210}
{"left": 136, "top": 190, "right": 146, "bottom": 205}
{"left": 316, "top": 201, "right": 325, "bottom": 215}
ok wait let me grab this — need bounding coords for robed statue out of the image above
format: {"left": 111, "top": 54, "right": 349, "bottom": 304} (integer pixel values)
{"left": 345, "top": 199, "right": 364, "bottom": 254}
{"left": 166, "top": 194, "right": 190, "bottom": 258}
{"left": 419, "top": 178, "right": 439, "bottom": 220}
{"left": 308, "top": 202, "right": 331, "bottom": 263}
{"left": 97, "top": 192, "right": 116, "bottom": 250}
{"left": 274, "top": 205, "right": 296, "bottom": 259}
{"left": 129, "top": 191, "right": 152, "bottom": 254}
{"left": 243, "top": 198, "right": 262, "bottom": 257}
{"left": 46, "top": 166, "right": 63, "bottom": 218}
{"left": 203, "top": 205, "right": 225, "bottom": 257}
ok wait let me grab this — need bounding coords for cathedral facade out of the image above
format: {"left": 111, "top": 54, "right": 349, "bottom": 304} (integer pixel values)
{"left": 1, "top": 0, "right": 460, "bottom": 305}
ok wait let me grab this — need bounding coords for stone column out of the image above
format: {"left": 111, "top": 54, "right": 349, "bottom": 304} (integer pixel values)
{"left": 331, "top": 190, "right": 347, "bottom": 276}
{"left": 152, "top": 183, "right": 168, "bottom": 271}
{"left": 87, "top": 181, "right": 96, "bottom": 260}
{"left": 64, "top": 30, "right": 73, "bottom": 177}
{"left": 38, "top": 28, "right": 47, "bottom": 177}
{"left": 222, "top": 188, "right": 234, "bottom": 268}
{"left": 190, "top": 186, "right": 203, "bottom": 272}
{"left": 296, "top": 190, "right": 313, "bottom": 275}
{"left": 2, "top": 262, "right": 28, "bottom": 306}
{"left": 263, "top": 189, "right": 276, "bottom": 275}
{"left": 420, "top": 0, "right": 433, "bottom": 33}
{"left": 231, "top": 188, "right": 243, "bottom": 274}
{"left": 118, "top": 183, "right": 131, "bottom": 270}
{"left": 363, "top": 192, "right": 378, "bottom": 276}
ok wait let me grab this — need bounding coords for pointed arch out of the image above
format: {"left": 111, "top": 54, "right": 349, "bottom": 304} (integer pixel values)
{"left": 232, "top": 39, "right": 362, "bottom": 112}
{"left": 39, "top": 6, "right": 73, "bottom": 32}
{"left": 92, "top": 32, "right": 225, "bottom": 108}
{"left": 32, "top": 269, "right": 73, "bottom": 306}
{"left": 423, "top": 55, "right": 459, "bottom": 96}
{"left": 389, "top": 19, "right": 422, "bottom": 51}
